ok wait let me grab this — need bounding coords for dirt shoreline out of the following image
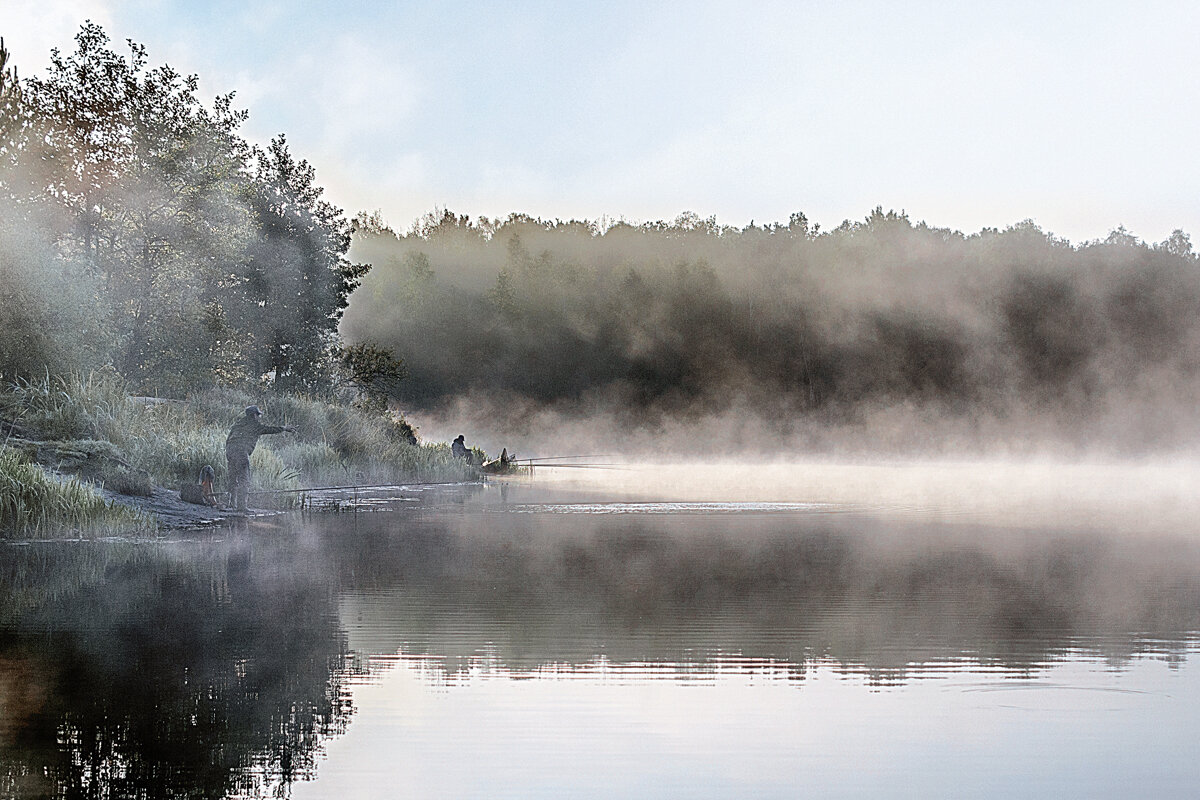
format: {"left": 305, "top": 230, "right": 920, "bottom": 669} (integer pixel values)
{"left": 101, "top": 484, "right": 281, "bottom": 530}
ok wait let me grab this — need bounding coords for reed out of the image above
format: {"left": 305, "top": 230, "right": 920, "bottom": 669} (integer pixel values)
{"left": 0, "top": 447, "right": 152, "bottom": 537}
{"left": 6, "top": 369, "right": 138, "bottom": 441}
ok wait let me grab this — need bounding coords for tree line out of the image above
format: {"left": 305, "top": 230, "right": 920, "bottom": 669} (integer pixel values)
{"left": 0, "top": 25, "right": 372, "bottom": 397}
{"left": 346, "top": 208, "right": 1200, "bottom": 452}
{"left": 6, "top": 25, "right": 1200, "bottom": 452}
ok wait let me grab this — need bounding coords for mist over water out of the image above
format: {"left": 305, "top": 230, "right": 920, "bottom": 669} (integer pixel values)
{"left": 302, "top": 474, "right": 1200, "bottom": 799}
{"left": 514, "top": 459, "right": 1200, "bottom": 533}
{"left": 3, "top": 467, "right": 1199, "bottom": 797}
{"left": 346, "top": 211, "right": 1200, "bottom": 458}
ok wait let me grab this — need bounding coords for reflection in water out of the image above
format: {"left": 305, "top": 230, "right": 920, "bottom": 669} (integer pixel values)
{"left": 0, "top": 538, "right": 356, "bottom": 799}
{"left": 301, "top": 650, "right": 1199, "bottom": 800}
{"left": 2, "top": 475, "right": 1200, "bottom": 797}
{"left": 327, "top": 499, "right": 1200, "bottom": 678}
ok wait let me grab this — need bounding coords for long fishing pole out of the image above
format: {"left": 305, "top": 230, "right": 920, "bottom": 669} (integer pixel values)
{"left": 519, "top": 454, "right": 615, "bottom": 462}
{"left": 516, "top": 462, "right": 628, "bottom": 470}
{"left": 517, "top": 463, "right": 626, "bottom": 469}
{"left": 242, "top": 461, "right": 624, "bottom": 498}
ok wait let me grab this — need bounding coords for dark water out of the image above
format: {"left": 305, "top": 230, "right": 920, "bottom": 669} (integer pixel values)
{"left": 2, "top": 473, "right": 1200, "bottom": 798}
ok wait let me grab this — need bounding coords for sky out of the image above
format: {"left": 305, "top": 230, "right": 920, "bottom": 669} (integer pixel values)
{"left": 3, "top": 0, "right": 1200, "bottom": 243}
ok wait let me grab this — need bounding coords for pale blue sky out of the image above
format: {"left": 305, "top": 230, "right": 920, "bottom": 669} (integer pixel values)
{"left": 5, "top": 0, "right": 1200, "bottom": 242}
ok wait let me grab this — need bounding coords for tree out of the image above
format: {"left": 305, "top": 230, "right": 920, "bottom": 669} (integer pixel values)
{"left": 1159, "top": 229, "right": 1194, "bottom": 260}
{"left": 237, "top": 135, "right": 369, "bottom": 391}
{"left": 0, "top": 36, "right": 108, "bottom": 378}
{"left": 339, "top": 341, "right": 407, "bottom": 412}
{"left": 22, "top": 23, "right": 255, "bottom": 393}
{"left": 5, "top": 24, "right": 364, "bottom": 395}
{"left": 350, "top": 209, "right": 397, "bottom": 238}
{"left": 0, "top": 37, "right": 30, "bottom": 195}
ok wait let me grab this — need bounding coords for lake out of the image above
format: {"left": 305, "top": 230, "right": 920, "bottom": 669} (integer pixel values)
{"left": 2, "top": 461, "right": 1199, "bottom": 798}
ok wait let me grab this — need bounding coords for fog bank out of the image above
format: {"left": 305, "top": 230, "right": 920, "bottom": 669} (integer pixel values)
{"left": 346, "top": 210, "right": 1200, "bottom": 456}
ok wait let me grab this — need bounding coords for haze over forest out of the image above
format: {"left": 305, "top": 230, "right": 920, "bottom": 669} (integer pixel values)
{"left": 3, "top": 23, "right": 1200, "bottom": 458}
{"left": 347, "top": 209, "right": 1200, "bottom": 456}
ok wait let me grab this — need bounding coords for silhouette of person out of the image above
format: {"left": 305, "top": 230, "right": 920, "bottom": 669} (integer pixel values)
{"left": 225, "top": 405, "right": 295, "bottom": 512}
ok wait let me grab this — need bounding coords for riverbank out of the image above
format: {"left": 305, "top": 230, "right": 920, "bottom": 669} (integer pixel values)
{"left": 0, "top": 371, "right": 482, "bottom": 537}
{"left": 95, "top": 483, "right": 256, "bottom": 529}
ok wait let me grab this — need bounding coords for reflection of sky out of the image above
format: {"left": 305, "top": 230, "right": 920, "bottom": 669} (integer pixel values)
{"left": 302, "top": 469, "right": 1200, "bottom": 797}
{"left": 295, "top": 652, "right": 1199, "bottom": 799}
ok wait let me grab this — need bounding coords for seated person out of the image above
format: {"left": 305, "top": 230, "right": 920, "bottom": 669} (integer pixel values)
{"left": 451, "top": 435, "right": 470, "bottom": 460}
{"left": 181, "top": 464, "right": 221, "bottom": 507}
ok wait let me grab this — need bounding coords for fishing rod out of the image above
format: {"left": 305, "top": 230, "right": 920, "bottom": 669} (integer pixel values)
{"left": 519, "top": 454, "right": 615, "bottom": 462}
{"left": 520, "top": 464, "right": 627, "bottom": 470}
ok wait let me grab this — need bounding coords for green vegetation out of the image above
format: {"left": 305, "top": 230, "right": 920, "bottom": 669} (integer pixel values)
{"left": 0, "top": 26, "right": 369, "bottom": 396}
{"left": 0, "top": 29, "right": 476, "bottom": 535}
{"left": 0, "top": 447, "right": 151, "bottom": 536}
{"left": 0, "top": 371, "right": 475, "bottom": 535}
{"left": 346, "top": 208, "right": 1200, "bottom": 453}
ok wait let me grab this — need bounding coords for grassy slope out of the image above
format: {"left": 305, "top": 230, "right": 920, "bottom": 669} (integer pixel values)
{"left": 0, "top": 371, "right": 477, "bottom": 536}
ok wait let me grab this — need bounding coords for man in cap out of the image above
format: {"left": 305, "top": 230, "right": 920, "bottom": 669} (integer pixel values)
{"left": 225, "top": 405, "right": 296, "bottom": 512}
{"left": 451, "top": 434, "right": 470, "bottom": 460}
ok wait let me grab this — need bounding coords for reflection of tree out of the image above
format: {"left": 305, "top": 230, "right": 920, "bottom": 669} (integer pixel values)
{"left": 316, "top": 513, "right": 1200, "bottom": 682}
{"left": 0, "top": 541, "right": 354, "bottom": 799}
{"left": 3, "top": 510, "right": 1199, "bottom": 795}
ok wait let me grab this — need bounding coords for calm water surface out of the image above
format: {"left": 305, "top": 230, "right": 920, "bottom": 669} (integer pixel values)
{"left": 2, "top": 462, "right": 1199, "bottom": 798}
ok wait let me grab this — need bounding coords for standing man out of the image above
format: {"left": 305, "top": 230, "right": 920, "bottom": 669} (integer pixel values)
{"left": 225, "top": 405, "right": 295, "bottom": 512}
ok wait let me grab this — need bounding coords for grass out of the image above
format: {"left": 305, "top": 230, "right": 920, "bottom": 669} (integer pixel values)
{"left": 0, "top": 370, "right": 478, "bottom": 531}
{"left": 0, "top": 447, "right": 152, "bottom": 536}
{"left": 183, "top": 385, "right": 478, "bottom": 490}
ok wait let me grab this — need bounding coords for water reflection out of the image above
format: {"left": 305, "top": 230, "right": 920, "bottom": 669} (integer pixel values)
{"left": 0, "top": 538, "right": 355, "bottom": 799}
{"left": 2, "top": 481, "right": 1200, "bottom": 797}
{"left": 325, "top": 503, "right": 1200, "bottom": 680}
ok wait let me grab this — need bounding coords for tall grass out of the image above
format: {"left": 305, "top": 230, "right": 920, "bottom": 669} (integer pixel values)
{"left": 184, "top": 386, "right": 477, "bottom": 487}
{"left": 6, "top": 369, "right": 140, "bottom": 441}
{"left": 0, "top": 447, "right": 152, "bottom": 536}
{"left": 3, "top": 370, "right": 476, "bottom": 525}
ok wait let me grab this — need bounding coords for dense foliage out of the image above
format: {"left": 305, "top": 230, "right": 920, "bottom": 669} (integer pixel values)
{"left": 0, "top": 26, "right": 368, "bottom": 396}
{"left": 346, "top": 209, "right": 1200, "bottom": 452}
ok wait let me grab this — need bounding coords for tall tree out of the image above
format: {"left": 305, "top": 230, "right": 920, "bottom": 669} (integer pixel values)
{"left": 0, "top": 36, "right": 107, "bottom": 377}
{"left": 238, "top": 135, "right": 368, "bottom": 391}
{"left": 4, "top": 24, "right": 364, "bottom": 395}
{"left": 22, "top": 23, "right": 256, "bottom": 392}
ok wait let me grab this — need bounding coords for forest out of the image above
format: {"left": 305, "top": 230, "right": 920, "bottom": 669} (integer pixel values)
{"left": 0, "top": 24, "right": 371, "bottom": 397}
{"left": 345, "top": 208, "right": 1200, "bottom": 454}
{"left": 4, "top": 24, "right": 1200, "bottom": 461}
